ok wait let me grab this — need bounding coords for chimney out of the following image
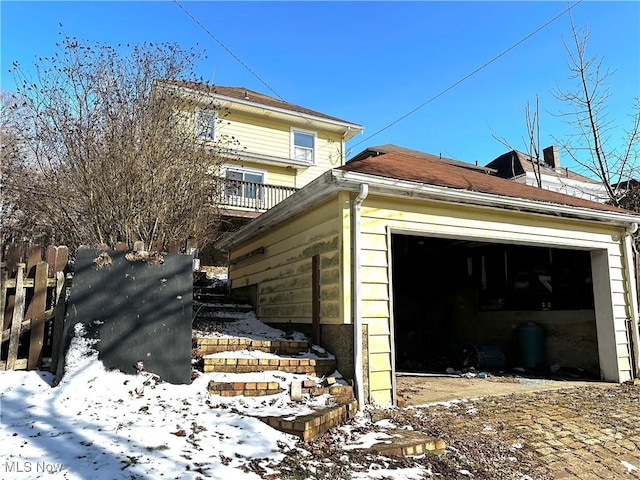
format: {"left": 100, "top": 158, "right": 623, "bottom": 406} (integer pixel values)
{"left": 543, "top": 146, "right": 560, "bottom": 170}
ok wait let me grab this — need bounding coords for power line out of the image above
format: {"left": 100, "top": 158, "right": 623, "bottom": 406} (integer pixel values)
{"left": 172, "top": 0, "right": 283, "bottom": 102}
{"left": 351, "top": 0, "right": 583, "bottom": 149}
{"left": 173, "top": 0, "right": 352, "bottom": 159}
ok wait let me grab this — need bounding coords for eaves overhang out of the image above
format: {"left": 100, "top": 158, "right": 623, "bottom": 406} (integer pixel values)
{"left": 219, "top": 169, "right": 640, "bottom": 250}
{"left": 170, "top": 82, "right": 363, "bottom": 140}
{"left": 212, "top": 93, "right": 363, "bottom": 139}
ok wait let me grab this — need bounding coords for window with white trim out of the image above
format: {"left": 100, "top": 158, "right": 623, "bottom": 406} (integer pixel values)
{"left": 291, "top": 128, "right": 316, "bottom": 164}
{"left": 224, "top": 168, "right": 265, "bottom": 200}
{"left": 195, "top": 108, "right": 217, "bottom": 140}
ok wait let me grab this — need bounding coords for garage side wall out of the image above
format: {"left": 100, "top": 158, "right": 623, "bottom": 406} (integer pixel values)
{"left": 229, "top": 198, "right": 344, "bottom": 324}
{"left": 227, "top": 196, "right": 354, "bottom": 375}
{"left": 358, "top": 195, "right": 635, "bottom": 405}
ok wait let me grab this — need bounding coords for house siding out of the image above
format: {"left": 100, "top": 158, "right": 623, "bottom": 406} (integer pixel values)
{"left": 218, "top": 110, "right": 345, "bottom": 188}
{"left": 228, "top": 198, "right": 344, "bottom": 325}
{"left": 227, "top": 187, "right": 637, "bottom": 406}
{"left": 357, "top": 195, "right": 635, "bottom": 403}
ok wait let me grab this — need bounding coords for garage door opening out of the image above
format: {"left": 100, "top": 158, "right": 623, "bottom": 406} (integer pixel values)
{"left": 391, "top": 234, "right": 600, "bottom": 379}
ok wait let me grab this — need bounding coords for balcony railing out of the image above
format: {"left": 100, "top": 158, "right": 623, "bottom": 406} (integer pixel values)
{"left": 214, "top": 178, "right": 298, "bottom": 212}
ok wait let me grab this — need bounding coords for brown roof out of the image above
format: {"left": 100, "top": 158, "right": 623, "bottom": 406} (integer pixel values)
{"left": 349, "top": 144, "right": 495, "bottom": 174}
{"left": 339, "top": 151, "right": 626, "bottom": 214}
{"left": 486, "top": 150, "right": 598, "bottom": 183}
{"left": 164, "top": 80, "right": 358, "bottom": 125}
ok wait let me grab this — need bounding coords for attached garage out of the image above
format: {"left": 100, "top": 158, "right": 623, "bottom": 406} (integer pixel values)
{"left": 219, "top": 150, "right": 640, "bottom": 406}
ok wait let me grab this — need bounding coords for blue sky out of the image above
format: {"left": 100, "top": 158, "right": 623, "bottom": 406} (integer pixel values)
{"left": 1, "top": 1, "right": 638, "bottom": 173}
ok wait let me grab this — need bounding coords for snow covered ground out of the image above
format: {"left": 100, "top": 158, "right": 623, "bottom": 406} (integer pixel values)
{"left": 1, "top": 317, "right": 424, "bottom": 480}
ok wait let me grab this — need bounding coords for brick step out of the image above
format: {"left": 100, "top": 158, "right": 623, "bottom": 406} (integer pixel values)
{"left": 262, "top": 400, "right": 359, "bottom": 442}
{"left": 206, "top": 378, "right": 353, "bottom": 399}
{"left": 193, "top": 311, "right": 253, "bottom": 323}
{"left": 207, "top": 380, "right": 284, "bottom": 397}
{"left": 194, "top": 292, "right": 249, "bottom": 305}
{"left": 193, "top": 302, "right": 254, "bottom": 314}
{"left": 195, "top": 337, "right": 310, "bottom": 356}
{"left": 203, "top": 356, "right": 336, "bottom": 376}
{"left": 361, "top": 430, "right": 447, "bottom": 457}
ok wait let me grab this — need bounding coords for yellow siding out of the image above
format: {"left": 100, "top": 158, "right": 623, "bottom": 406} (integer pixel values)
{"left": 216, "top": 110, "right": 346, "bottom": 188}
{"left": 370, "top": 389, "right": 393, "bottom": 406}
{"left": 362, "top": 197, "right": 619, "bottom": 249}
{"left": 362, "top": 301, "right": 390, "bottom": 318}
{"left": 361, "top": 284, "right": 389, "bottom": 301}
{"left": 357, "top": 194, "right": 636, "bottom": 402}
{"left": 223, "top": 159, "right": 296, "bottom": 187}
{"left": 228, "top": 198, "right": 345, "bottom": 325}
{"left": 229, "top": 189, "right": 637, "bottom": 405}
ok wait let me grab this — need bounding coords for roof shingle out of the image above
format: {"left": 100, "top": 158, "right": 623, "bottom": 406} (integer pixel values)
{"left": 163, "top": 80, "right": 357, "bottom": 125}
{"left": 339, "top": 151, "right": 626, "bottom": 214}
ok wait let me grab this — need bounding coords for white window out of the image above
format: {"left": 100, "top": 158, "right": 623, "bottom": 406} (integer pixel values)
{"left": 224, "top": 168, "right": 265, "bottom": 200}
{"left": 195, "top": 108, "right": 217, "bottom": 140}
{"left": 291, "top": 129, "right": 316, "bottom": 164}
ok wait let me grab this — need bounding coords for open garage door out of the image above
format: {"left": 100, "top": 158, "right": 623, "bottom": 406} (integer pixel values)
{"left": 391, "top": 233, "right": 600, "bottom": 379}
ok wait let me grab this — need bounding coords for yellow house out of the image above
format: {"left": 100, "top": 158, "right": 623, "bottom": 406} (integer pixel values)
{"left": 219, "top": 148, "right": 640, "bottom": 406}
{"left": 162, "top": 81, "right": 363, "bottom": 218}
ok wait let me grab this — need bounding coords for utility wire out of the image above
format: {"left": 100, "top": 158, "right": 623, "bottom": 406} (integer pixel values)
{"left": 172, "top": 0, "right": 283, "bottom": 102}
{"left": 173, "top": 0, "right": 352, "bottom": 160}
{"left": 174, "top": 0, "right": 582, "bottom": 156}
{"left": 351, "top": 0, "right": 583, "bottom": 149}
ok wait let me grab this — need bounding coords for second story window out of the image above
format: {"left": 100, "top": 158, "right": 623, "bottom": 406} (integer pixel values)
{"left": 224, "top": 168, "right": 264, "bottom": 200}
{"left": 291, "top": 129, "right": 316, "bottom": 164}
{"left": 196, "top": 108, "right": 217, "bottom": 140}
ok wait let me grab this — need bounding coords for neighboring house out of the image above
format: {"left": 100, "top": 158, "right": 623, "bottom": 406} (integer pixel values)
{"left": 163, "top": 81, "right": 363, "bottom": 218}
{"left": 350, "top": 144, "right": 496, "bottom": 174}
{"left": 219, "top": 147, "right": 640, "bottom": 406}
{"left": 486, "top": 145, "right": 610, "bottom": 203}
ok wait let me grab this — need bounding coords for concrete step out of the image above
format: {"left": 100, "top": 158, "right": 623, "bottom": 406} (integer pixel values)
{"left": 195, "top": 337, "right": 310, "bottom": 356}
{"left": 203, "top": 356, "right": 336, "bottom": 376}
{"left": 262, "top": 400, "right": 359, "bottom": 442}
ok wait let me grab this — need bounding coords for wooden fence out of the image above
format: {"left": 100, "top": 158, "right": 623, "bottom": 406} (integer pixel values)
{"left": 1, "top": 245, "right": 68, "bottom": 371}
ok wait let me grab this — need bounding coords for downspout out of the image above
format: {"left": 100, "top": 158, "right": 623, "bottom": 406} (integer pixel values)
{"left": 341, "top": 128, "right": 350, "bottom": 165}
{"left": 352, "top": 183, "right": 369, "bottom": 410}
{"left": 622, "top": 222, "right": 640, "bottom": 378}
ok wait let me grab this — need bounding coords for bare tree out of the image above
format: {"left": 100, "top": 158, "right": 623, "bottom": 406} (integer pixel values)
{"left": 553, "top": 16, "right": 640, "bottom": 206}
{"left": 493, "top": 94, "right": 544, "bottom": 187}
{"left": 7, "top": 37, "right": 225, "bottom": 250}
{"left": 0, "top": 89, "right": 46, "bottom": 244}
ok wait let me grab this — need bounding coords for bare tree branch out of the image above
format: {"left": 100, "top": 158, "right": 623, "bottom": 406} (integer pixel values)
{"left": 6, "top": 37, "right": 226, "bottom": 250}
{"left": 552, "top": 15, "right": 640, "bottom": 206}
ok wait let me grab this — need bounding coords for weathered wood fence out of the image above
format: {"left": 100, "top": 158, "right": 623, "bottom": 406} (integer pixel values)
{"left": 1, "top": 245, "right": 68, "bottom": 371}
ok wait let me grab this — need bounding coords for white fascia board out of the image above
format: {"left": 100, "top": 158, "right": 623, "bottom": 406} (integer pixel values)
{"left": 333, "top": 170, "right": 640, "bottom": 227}
{"left": 165, "top": 82, "right": 363, "bottom": 138}
{"left": 220, "top": 169, "right": 640, "bottom": 250}
{"left": 211, "top": 94, "right": 363, "bottom": 138}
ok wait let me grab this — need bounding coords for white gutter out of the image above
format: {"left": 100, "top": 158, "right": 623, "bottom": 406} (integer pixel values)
{"left": 352, "top": 183, "right": 369, "bottom": 410}
{"left": 332, "top": 170, "right": 640, "bottom": 227}
{"left": 221, "top": 169, "right": 640, "bottom": 251}
{"left": 622, "top": 223, "right": 640, "bottom": 378}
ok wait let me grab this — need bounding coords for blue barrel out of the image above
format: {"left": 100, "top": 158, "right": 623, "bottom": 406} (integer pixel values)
{"left": 518, "top": 323, "right": 545, "bottom": 369}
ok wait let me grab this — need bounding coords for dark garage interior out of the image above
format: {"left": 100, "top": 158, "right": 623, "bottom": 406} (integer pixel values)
{"left": 391, "top": 234, "right": 600, "bottom": 378}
